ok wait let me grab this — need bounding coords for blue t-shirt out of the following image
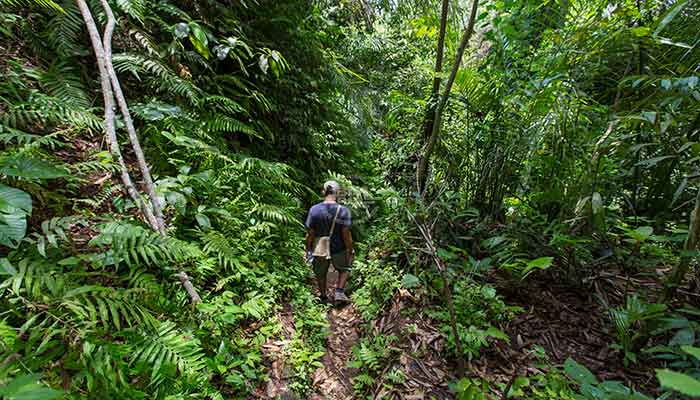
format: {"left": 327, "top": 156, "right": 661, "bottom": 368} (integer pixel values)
{"left": 305, "top": 202, "right": 351, "bottom": 254}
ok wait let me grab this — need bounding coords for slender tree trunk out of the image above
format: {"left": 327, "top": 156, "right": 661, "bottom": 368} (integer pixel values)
{"left": 76, "top": 0, "right": 201, "bottom": 304}
{"left": 420, "top": 0, "right": 450, "bottom": 141}
{"left": 75, "top": 0, "right": 159, "bottom": 231}
{"left": 98, "top": 0, "right": 166, "bottom": 236}
{"left": 413, "top": 216, "right": 465, "bottom": 377}
{"left": 663, "top": 188, "right": 700, "bottom": 300}
{"left": 357, "top": 0, "right": 374, "bottom": 30}
{"left": 416, "top": 0, "right": 479, "bottom": 195}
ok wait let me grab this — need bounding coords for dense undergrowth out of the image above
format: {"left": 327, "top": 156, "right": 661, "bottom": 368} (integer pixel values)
{"left": 1, "top": 0, "right": 700, "bottom": 399}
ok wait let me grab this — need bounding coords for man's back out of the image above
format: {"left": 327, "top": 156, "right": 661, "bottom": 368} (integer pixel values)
{"left": 305, "top": 202, "right": 351, "bottom": 254}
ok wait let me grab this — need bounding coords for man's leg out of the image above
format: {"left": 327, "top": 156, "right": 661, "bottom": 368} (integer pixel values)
{"left": 336, "top": 271, "right": 349, "bottom": 290}
{"left": 332, "top": 251, "right": 352, "bottom": 303}
{"left": 313, "top": 258, "right": 329, "bottom": 301}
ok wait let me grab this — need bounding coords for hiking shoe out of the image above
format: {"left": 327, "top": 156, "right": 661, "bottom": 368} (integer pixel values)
{"left": 334, "top": 289, "right": 350, "bottom": 304}
{"left": 318, "top": 295, "right": 330, "bottom": 305}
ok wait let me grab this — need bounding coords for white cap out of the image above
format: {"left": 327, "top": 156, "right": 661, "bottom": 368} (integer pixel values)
{"left": 323, "top": 180, "right": 340, "bottom": 195}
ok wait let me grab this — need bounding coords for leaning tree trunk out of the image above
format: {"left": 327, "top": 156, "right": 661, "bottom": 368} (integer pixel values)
{"left": 74, "top": 0, "right": 159, "bottom": 231}
{"left": 663, "top": 187, "right": 700, "bottom": 300}
{"left": 416, "top": 0, "right": 479, "bottom": 196}
{"left": 420, "top": 0, "right": 450, "bottom": 141}
{"left": 76, "top": 0, "right": 201, "bottom": 304}
{"left": 98, "top": 0, "right": 166, "bottom": 236}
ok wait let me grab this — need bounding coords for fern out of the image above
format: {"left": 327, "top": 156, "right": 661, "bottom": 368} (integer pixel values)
{"left": 112, "top": 54, "right": 202, "bottom": 104}
{"left": 90, "top": 222, "right": 202, "bottom": 268}
{"left": 0, "top": 126, "right": 64, "bottom": 150}
{"left": 40, "top": 62, "right": 91, "bottom": 109}
{"left": 129, "top": 28, "right": 161, "bottom": 57}
{"left": 202, "top": 114, "right": 258, "bottom": 137}
{"left": 45, "top": 1, "right": 85, "bottom": 57}
{"left": 250, "top": 203, "right": 293, "bottom": 224}
{"left": 153, "top": 1, "right": 191, "bottom": 21}
{"left": 76, "top": 185, "right": 123, "bottom": 210}
{"left": 131, "top": 321, "right": 206, "bottom": 386}
{"left": 200, "top": 230, "right": 248, "bottom": 272}
{"left": 116, "top": 0, "right": 146, "bottom": 23}
{"left": 202, "top": 95, "right": 246, "bottom": 115}
{"left": 0, "top": 0, "right": 63, "bottom": 12}
{"left": 60, "top": 285, "right": 153, "bottom": 330}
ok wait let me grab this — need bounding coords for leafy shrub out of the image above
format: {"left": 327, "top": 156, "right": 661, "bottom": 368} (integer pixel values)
{"left": 348, "top": 334, "right": 401, "bottom": 396}
{"left": 429, "top": 281, "right": 521, "bottom": 360}
{"left": 350, "top": 258, "right": 401, "bottom": 321}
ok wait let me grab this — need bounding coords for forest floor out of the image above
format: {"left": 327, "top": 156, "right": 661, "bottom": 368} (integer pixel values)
{"left": 260, "top": 266, "right": 697, "bottom": 399}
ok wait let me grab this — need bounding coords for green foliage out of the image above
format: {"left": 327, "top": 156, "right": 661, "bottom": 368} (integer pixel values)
{"left": 348, "top": 334, "right": 400, "bottom": 396}
{"left": 0, "top": 184, "right": 31, "bottom": 247}
{"left": 429, "top": 281, "right": 520, "bottom": 360}
{"left": 350, "top": 258, "right": 401, "bottom": 321}
{"left": 608, "top": 295, "right": 667, "bottom": 366}
{"left": 0, "top": 374, "right": 62, "bottom": 400}
{"left": 564, "top": 358, "right": 652, "bottom": 400}
{"left": 450, "top": 378, "right": 491, "bottom": 400}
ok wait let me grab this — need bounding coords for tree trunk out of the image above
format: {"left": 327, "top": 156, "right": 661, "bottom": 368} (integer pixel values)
{"left": 416, "top": 0, "right": 479, "bottom": 195}
{"left": 420, "top": 0, "right": 450, "bottom": 142}
{"left": 98, "top": 0, "right": 166, "bottom": 236}
{"left": 357, "top": 0, "right": 374, "bottom": 30}
{"left": 75, "top": 0, "right": 159, "bottom": 231}
{"left": 663, "top": 187, "right": 700, "bottom": 300}
{"left": 413, "top": 216, "right": 465, "bottom": 377}
{"left": 76, "top": 0, "right": 201, "bottom": 304}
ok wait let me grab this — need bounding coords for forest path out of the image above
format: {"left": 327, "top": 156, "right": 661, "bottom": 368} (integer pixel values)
{"left": 310, "top": 269, "right": 362, "bottom": 399}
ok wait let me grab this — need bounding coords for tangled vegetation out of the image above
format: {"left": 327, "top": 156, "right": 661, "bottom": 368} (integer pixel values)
{"left": 1, "top": 0, "right": 699, "bottom": 399}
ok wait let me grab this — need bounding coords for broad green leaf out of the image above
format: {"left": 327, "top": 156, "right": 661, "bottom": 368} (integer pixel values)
{"left": 653, "top": 0, "right": 689, "bottom": 37}
{"left": 0, "top": 156, "right": 67, "bottom": 179}
{"left": 656, "top": 369, "right": 700, "bottom": 396}
{"left": 0, "top": 258, "right": 16, "bottom": 275}
{"left": 521, "top": 257, "right": 554, "bottom": 279}
{"left": 188, "top": 22, "right": 210, "bottom": 59}
{"left": 484, "top": 326, "right": 509, "bottom": 342}
{"left": 564, "top": 358, "right": 598, "bottom": 385}
{"left": 400, "top": 273, "right": 420, "bottom": 289}
{"left": 195, "top": 214, "right": 211, "bottom": 230}
{"left": 681, "top": 345, "right": 700, "bottom": 361}
{"left": 0, "top": 184, "right": 32, "bottom": 247}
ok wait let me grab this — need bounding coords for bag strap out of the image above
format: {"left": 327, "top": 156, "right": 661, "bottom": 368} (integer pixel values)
{"left": 329, "top": 205, "right": 341, "bottom": 237}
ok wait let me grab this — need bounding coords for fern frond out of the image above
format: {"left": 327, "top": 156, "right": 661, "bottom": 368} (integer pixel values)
{"left": 112, "top": 54, "right": 201, "bottom": 104}
{"left": 75, "top": 185, "right": 122, "bottom": 210}
{"left": 250, "top": 203, "right": 292, "bottom": 224}
{"left": 129, "top": 28, "right": 160, "bottom": 57}
{"left": 0, "top": 125, "right": 64, "bottom": 150}
{"left": 61, "top": 285, "right": 153, "bottom": 330}
{"left": 0, "top": 0, "right": 63, "bottom": 12}
{"left": 90, "top": 222, "right": 202, "bottom": 268}
{"left": 201, "top": 95, "right": 245, "bottom": 115}
{"left": 45, "top": 2, "right": 85, "bottom": 57}
{"left": 40, "top": 62, "right": 91, "bottom": 108}
{"left": 116, "top": 0, "right": 146, "bottom": 22}
{"left": 200, "top": 230, "right": 248, "bottom": 272}
{"left": 201, "top": 114, "right": 258, "bottom": 137}
{"left": 154, "top": 2, "right": 191, "bottom": 21}
{"left": 131, "top": 321, "right": 206, "bottom": 386}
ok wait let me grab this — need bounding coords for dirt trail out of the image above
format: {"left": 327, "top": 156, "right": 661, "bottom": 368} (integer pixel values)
{"left": 310, "top": 302, "right": 361, "bottom": 399}
{"left": 310, "top": 268, "right": 362, "bottom": 399}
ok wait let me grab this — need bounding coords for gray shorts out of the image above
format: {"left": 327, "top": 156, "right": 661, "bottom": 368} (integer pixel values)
{"left": 313, "top": 250, "right": 352, "bottom": 276}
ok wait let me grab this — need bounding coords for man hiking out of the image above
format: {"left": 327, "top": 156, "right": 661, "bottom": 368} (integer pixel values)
{"left": 304, "top": 180, "right": 354, "bottom": 304}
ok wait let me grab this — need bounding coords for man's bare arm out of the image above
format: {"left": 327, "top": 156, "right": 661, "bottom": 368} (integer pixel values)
{"left": 342, "top": 227, "right": 354, "bottom": 259}
{"left": 305, "top": 229, "right": 315, "bottom": 252}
